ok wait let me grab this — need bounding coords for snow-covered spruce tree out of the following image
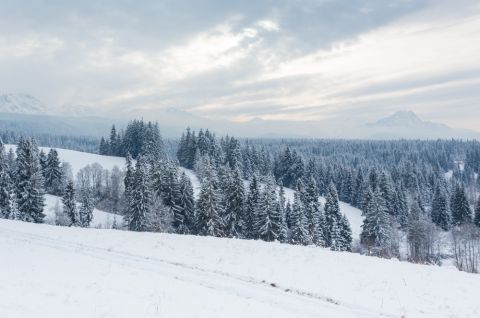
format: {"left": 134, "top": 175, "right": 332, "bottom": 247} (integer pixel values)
{"left": 223, "top": 167, "right": 245, "bottom": 238}
{"left": 44, "top": 149, "right": 63, "bottom": 195}
{"left": 245, "top": 174, "right": 261, "bottom": 239}
{"left": 304, "top": 177, "right": 324, "bottom": 246}
{"left": 176, "top": 172, "right": 196, "bottom": 234}
{"left": 62, "top": 181, "right": 78, "bottom": 226}
{"left": 393, "top": 182, "right": 409, "bottom": 228}
{"left": 15, "top": 137, "right": 45, "bottom": 223}
{"left": 324, "top": 183, "right": 341, "bottom": 247}
{"left": 289, "top": 191, "right": 311, "bottom": 245}
{"left": 474, "top": 197, "right": 480, "bottom": 228}
{"left": 254, "top": 177, "right": 283, "bottom": 242}
{"left": 378, "top": 171, "right": 395, "bottom": 216}
{"left": 339, "top": 214, "right": 353, "bottom": 251}
{"left": 0, "top": 141, "right": 13, "bottom": 219}
{"left": 78, "top": 187, "right": 94, "bottom": 227}
{"left": 431, "top": 184, "right": 451, "bottom": 231}
{"left": 360, "top": 187, "right": 396, "bottom": 258}
{"left": 277, "top": 182, "right": 288, "bottom": 242}
{"left": 128, "top": 157, "right": 152, "bottom": 232}
{"left": 451, "top": 184, "right": 472, "bottom": 226}
{"left": 196, "top": 165, "right": 224, "bottom": 237}
{"left": 123, "top": 153, "right": 135, "bottom": 226}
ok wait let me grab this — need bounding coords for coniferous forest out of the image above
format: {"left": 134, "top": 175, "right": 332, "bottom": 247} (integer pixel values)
{"left": 2, "top": 120, "right": 480, "bottom": 273}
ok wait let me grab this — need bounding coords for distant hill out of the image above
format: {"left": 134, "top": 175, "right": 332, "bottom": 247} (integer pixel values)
{"left": 363, "top": 111, "right": 480, "bottom": 139}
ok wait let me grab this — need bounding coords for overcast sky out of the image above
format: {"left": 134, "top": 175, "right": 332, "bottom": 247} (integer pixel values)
{"left": 1, "top": 0, "right": 479, "bottom": 129}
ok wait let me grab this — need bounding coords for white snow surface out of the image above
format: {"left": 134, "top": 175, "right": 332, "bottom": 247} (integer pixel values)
{"left": 5, "top": 144, "right": 126, "bottom": 178}
{"left": 44, "top": 194, "right": 122, "bottom": 229}
{"left": 0, "top": 219, "right": 479, "bottom": 318}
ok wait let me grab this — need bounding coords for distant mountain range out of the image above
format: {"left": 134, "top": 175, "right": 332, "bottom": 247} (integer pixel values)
{"left": 0, "top": 93, "right": 478, "bottom": 139}
{"left": 0, "top": 94, "right": 47, "bottom": 115}
{"left": 363, "top": 111, "right": 480, "bottom": 140}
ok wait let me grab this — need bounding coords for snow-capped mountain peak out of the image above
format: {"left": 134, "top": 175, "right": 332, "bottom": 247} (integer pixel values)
{"left": 374, "top": 111, "right": 431, "bottom": 127}
{"left": 0, "top": 93, "right": 47, "bottom": 115}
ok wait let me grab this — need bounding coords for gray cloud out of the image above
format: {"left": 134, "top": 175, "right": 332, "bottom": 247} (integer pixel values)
{"left": 0, "top": 0, "right": 479, "bottom": 131}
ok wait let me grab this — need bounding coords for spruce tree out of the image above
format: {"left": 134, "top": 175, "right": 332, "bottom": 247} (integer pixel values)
{"left": 431, "top": 184, "right": 451, "bottom": 230}
{"left": 15, "top": 138, "right": 45, "bottom": 223}
{"left": 254, "top": 177, "right": 283, "bottom": 242}
{"left": 177, "top": 172, "right": 196, "bottom": 234}
{"left": 0, "top": 142, "right": 12, "bottom": 219}
{"left": 474, "top": 196, "right": 480, "bottom": 227}
{"left": 224, "top": 168, "right": 245, "bottom": 238}
{"left": 196, "top": 167, "right": 224, "bottom": 237}
{"left": 44, "top": 149, "right": 63, "bottom": 195}
{"left": 277, "top": 183, "right": 289, "bottom": 242}
{"left": 245, "top": 174, "right": 261, "bottom": 238}
{"left": 451, "top": 185, "right": 472, "bottom": 226}
{"left": 339, "top": 214, "right": 353, "bottom": 251}
{"left": 128, "top": 157, "right": 152, "bottom": 232}
{"left": 324, "top": 183, "right": 342, "bottom": 247}
{"left": 123, "top": 153, "right": 135, "bottom": 225}
{"left": 78, "top": 187, "right": 94, "bottom": 227}
{"left": 289, "top": 191, "right": 310, "bottom": 245}
{"left": 360, "top": 188, "right": 395, "bottom": 258}
{"left": 62, "top": 181, "right": 78, "bottom": 226}
{"left": 304, "top": 177, "right": 323, "bottom": 246}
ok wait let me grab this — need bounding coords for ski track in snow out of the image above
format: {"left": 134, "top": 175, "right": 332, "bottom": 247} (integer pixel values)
{"left": 0, "top": 221, "right": 389, "bottom": 318}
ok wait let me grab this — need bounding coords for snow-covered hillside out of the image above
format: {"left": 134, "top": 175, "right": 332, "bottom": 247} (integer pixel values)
{"left": 5, "top": 144, "right": 364, "bottom": 239}
{"left": 1, "top": 219, "right": 479, "bottom": 318}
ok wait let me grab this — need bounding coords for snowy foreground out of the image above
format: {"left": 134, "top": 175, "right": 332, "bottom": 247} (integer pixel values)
{"left": 1, "top": 219, "right": 479, "bottom": 318}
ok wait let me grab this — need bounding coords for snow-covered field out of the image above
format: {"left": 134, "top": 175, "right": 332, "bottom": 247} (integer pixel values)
{"left": 1, "top": 219, "right": 479, "bottom": 318}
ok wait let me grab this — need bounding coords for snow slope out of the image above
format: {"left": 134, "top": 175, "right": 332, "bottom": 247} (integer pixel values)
{"left": 43, "top": 194, "right": 122, "bottom": 229}
{"left": 5, "top": 145, "right": 126, "bottom": 178}
{"left": 0, "top": 219, "right": 479, "bottom": 318}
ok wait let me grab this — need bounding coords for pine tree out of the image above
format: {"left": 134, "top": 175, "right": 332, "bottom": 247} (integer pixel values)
{"left": 62, "top": 181, "right": 78, "bottom": 226}
{"left": 254, "top": 177, "right": 283, "bottom": 242}
{"left": 431, "top": 184, "right": 451, "bottom": 230}
{"left": 339, "top": 214, "right": 353, "bottom": 251}
{"left": 324, "top": 183, "right": 342, "bottom": 247}
{"left": 474, "top": 196, "right": 480, "bottom": 227}
{"left": 15, "top": 137, "right": 45, "bottom": 223}
{"left": 128, "top": 157, "right": 152, "bottom": 232}
{"left": 277, "top": 183, "right": 288, "bottom": 242}
{"left": 304, "top": 177, "right": 323, "bottom": 246}
{"left": 245, "top": 174, "right": 261, "bottom": 238}
{"left": 123, "top": 153, "right": 135, "bottom": 226}
{"left": 394, "top": 182, "right": 409, "bottom": 228}
{"left": 0, "top": 141, "right": 12, "bottom": 219}
{"left": 78, "top": 187, "right": 94, "bottom": 227}
{"left": 196, "top": 167, "right": 224, "bottom": 237}
{"left": 224, "top": 167, "right": 245, "bottom": 238}
{"left": 360, "top": 188, "right": 396, "bottom": 258}
{"left": 176, "top": 172, "right": 195, "bottom": 234}
{"left": 44, "top": 149, "right": 63, "bottom": 195}
{"left": 451, "top": 185, "right": 472, "bottom": 226}
{"left": 289, "top": 191, "right": 310, "bottom": 245}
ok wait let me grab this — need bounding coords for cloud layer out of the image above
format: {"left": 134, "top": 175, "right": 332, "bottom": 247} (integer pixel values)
{"left": 0, "top": 0, "right": 479, "bottom": 130}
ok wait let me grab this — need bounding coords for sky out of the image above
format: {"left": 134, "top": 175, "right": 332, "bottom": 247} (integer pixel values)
{"left": 1, "top": 0, "right": 479, "bottom": 130}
